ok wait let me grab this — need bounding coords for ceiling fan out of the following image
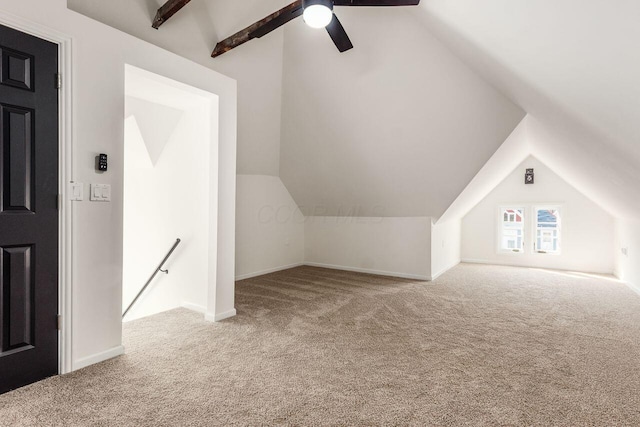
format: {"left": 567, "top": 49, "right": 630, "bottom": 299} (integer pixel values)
{"left": 211, "top": 0, "right": 421, "bottom": 58}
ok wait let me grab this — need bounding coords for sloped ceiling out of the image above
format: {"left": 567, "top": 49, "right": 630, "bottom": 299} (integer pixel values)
{"left": 417, "top": 0, "right": 640, "bottom": 219}
{"left": 438, "top": 115, "right": 629, "bottom": 224}
{"left": 280, "top": 7, "right": 525, "bottom": 217}
{"left": 124, "top": 116, "right": 154, "bottom": 169}
{"left": 125, "top": 97, "right": 184, "bottom": 165}
{"left": 67, "top": 0, "right": 637, "bottom": 221}
{"left": 438, "top": 115, "right": 532, "bottom": 224}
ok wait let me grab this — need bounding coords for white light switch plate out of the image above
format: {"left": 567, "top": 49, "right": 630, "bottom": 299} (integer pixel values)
{"left": 90, "top": 184, "right": 111, "bottom": 202}
{"left": 69, "top": 182, "right": 84, "bottom": 201}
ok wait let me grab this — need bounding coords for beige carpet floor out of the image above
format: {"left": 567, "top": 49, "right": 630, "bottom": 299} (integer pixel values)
{"left": 1, "top": 264, "right": 640, "bottom": 426}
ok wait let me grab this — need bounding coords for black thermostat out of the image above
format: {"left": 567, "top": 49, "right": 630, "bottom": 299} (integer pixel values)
{"left": 97, "top": 153, "right": 108, "bottom": 172}
{"left": 525, "top": 168, "right": 534, "bottom": 184}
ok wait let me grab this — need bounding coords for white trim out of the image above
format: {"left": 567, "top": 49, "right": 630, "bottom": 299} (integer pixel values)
{"left": 462, "top": 258, "right": 509, "bottom": 266}
{"left": 431, "top": 260, "right": 461, "bottom": 281}
{"left": 235, "top": 263, "right": 304, "bottom": 281}
{"left": 304, "top": 262, "right": 429, "bottom": 281}
{"left": 0, "top": 12, "right": 74, "bottom": 375}
{"left": 205, "top": 309, "right": 237, "bottom": 322}
{"left": 73, "top": 346, "right": 125, "bottom": 371}
{"left": 461, "top": 259, "right": 613, "bottom": 275}
{"left": 181, "top": 302, "right": 207, "bottom": 314}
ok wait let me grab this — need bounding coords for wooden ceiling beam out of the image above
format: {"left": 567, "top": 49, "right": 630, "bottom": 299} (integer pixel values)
{"left": 212, "top": 1, "right": 303, "bottom": 58}
{"left": 152, "top": 0, "right": 192, "bottom": 29}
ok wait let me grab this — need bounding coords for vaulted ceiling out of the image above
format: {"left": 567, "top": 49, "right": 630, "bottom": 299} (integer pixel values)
{"left": 279, "top": 7, "right": 523, "bottom": 217}
{"left": 417, "top": 0, "right": 640, "bottom": 219}
{"left": 68, "top": 0, "right": 640, "bottom": 220}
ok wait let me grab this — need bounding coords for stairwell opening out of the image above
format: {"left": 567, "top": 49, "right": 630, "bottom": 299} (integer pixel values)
{"left": 122, "top": 65, "right": 218, "bottom": 322}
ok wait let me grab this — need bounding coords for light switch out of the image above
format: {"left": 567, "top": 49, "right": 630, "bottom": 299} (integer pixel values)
{"left": 90, "top": 184, "right": 111, "bottom": 202}
{"left": 69, "top": 182, "right": 84, "bottom": 201}
{"left": 102, "top": 185, "right": 111, "bottom": 201}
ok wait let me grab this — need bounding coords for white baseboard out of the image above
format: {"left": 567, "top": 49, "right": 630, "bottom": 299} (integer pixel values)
{"left": 430, "top": 260, "right": 461, "bottom": 281}
{"left": 73, "top": 345, "right": 125, "bottom": 371}
{"left": 205, "top": 309, "right": 237, "bottom": 323}
{"left": 235, "top": 262, "right": 304, "bottom": 281}
{"left": 462, "top": 258, "right": 518, "bottom": 267}
{"left": 461, "top": 259, "right": 614, "bottom": 275}
{"left": 304, "top": 262, "right": 429, "bottom": 281}
{"left": 181, "top": 302, "right": 207, "bottom": 314}
{"left": 624, "top": 281, "right": 640, "bottom": 297}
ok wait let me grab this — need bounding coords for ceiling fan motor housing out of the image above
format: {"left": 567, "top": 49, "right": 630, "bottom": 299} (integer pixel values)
{"left": 302, "top": 0, "right": 334, "bottom": 11}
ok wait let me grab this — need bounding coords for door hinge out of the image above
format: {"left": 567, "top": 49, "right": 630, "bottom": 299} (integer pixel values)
{"left": 56, "top": 73, "right": 62, "bottom": 89}
{"left": 56, "top": 194, "right": 62, "bottom": 210}
{"left": 57, "top": 315, "right": 62, "bottom": 331}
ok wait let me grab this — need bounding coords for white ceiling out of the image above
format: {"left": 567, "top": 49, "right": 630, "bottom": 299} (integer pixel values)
{"left": 67, "top": 0, "right": 640, "bottom": 220}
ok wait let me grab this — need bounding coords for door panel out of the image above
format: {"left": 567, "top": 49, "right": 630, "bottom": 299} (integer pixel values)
{"left": 0, "top": 24, "right": 59, "bottom": 394}
{"left": 1, "top": 47, "right": 34, "bottom": 91}
{"left": 1, "top": 245, "right": 34, "bottom": 354}
{"left": 1, "top": 104, "right": 35, "bottom": 212}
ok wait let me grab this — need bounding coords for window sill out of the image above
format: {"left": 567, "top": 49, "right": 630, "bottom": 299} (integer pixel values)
{"left": 497, "top": 250, "right": 525, "bottom": 256}
{"left": 534, "top": 251, "right": 561, "bottom": 256}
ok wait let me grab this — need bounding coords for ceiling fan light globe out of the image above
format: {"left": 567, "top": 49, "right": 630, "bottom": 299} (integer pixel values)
{"left": 303, "top": 5, "right": 333, "bottom": 28}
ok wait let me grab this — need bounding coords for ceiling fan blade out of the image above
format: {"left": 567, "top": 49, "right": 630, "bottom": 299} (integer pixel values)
{"left": 333, "top": 0, "right": 420, "bottom": 5}
{"left": 212, "top": 1, "right": 303, "bottom": 58}
{"left": 326, "top": 14, "right": 354, "bottom": 53}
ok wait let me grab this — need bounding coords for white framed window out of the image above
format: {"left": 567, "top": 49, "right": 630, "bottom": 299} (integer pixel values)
{"left": 499, "top": 207, "right": 525, "bottom": 252}
{"left": 534, "top": 206, "right": 562, "bottom": 254}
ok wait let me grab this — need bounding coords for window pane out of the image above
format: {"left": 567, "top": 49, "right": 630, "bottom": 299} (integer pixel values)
{"left": 535, "top": 208, "right": 561, "bottom": 253}
{"left": 500, "top": 208, "right": 524, "bottom": 251}
{"left": 537, "top": 209, "right": 559, "bottom": 227}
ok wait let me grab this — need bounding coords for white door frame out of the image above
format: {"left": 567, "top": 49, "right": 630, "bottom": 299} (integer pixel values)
{"left": 0, "top": 11, "right": 74, "bottom": 374}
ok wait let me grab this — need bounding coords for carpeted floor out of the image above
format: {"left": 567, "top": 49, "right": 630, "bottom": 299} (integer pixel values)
{"left": 1, "top": 264, "right": 640, "bottom": 426}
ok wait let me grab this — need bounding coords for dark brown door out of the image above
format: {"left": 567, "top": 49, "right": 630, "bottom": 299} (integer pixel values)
{"left": 0, "top": 24, "right": 59, "bottom": 394}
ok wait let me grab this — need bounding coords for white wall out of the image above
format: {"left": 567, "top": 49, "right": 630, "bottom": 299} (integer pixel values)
{"left": 123, "top": 86, "right": 212, "bottom": 321}
{"left": 0, "top": 0, "right": 237, "bottom": 370}
{"left": 304, "top": 217, "right": 431, "bottom": 280}
{"left": 462, "top": 156, "right": 615, "bottom": 274}
{"left": 66, "top": 0, "right": 302, "bottom": 284}
{"left": 431, "top": 219, "right": 461, "bottom": 280}
{"left": 68, "top": 0, "right": 287, "bottom": 176}
{"left": 615, "top": 219, "right": 640, "bottom": 294}
{"left": 236, "top": 175, "right": 304, "bottom": 280}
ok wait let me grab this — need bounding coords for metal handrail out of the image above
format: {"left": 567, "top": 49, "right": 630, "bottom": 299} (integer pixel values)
{"left": 122, "top": 238, "right": 181, "bottom": 319}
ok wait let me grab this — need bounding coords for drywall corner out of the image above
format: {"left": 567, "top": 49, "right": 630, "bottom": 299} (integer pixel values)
{"left": 614, "top": 218, "right": 640, "bottom": 294}
{"left": 430, "top": 218, "right": 461, "bottom": 280}
{"left": 235, "top": 174, "right": 305, "bottom": 280}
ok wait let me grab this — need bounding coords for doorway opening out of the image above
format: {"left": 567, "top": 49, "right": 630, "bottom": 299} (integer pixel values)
{"left": 122, "top": 65, "right": 218, "bottom": 323}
